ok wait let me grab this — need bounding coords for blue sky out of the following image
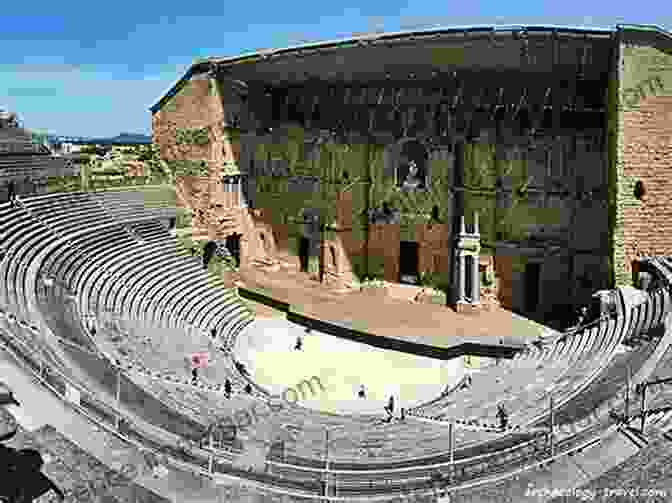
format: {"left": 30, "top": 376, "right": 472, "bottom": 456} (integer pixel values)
{"left": 1, "top": 2, "right": 670, "bottom": 137}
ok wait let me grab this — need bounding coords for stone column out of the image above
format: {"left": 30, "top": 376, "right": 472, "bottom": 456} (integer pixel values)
{"left": 237, "top": 176, "right": 241, "bottom": 207}
{"left": 471, "top": 253, "right": 480, "bottom": 304}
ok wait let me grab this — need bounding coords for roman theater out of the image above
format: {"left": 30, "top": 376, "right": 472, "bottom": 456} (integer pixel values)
{"left": 2, "top": 22, "right": 672, "bottom": 503}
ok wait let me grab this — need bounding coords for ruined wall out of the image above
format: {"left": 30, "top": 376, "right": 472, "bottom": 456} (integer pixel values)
{"left": 152, "top": 73, "right": 262, "bottom": 268}
{"left": 245, "top": 128, "right": 455, "bottom": 286}
{"left": 152, "top": 75, "right": 214, "bottom": 164}
{"left": 612, "top": 30, "right": 672, "bottom": 287}
{"left": 152, "top": 66, "right": 616, "bottom": 314}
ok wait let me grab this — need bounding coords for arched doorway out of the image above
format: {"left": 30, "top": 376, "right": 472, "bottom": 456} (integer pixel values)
{"left": 203, "top": 241, "right": 218, "bottom": 269}
{"left": 298, "top": 208, "right": 320, "bottom": 274}
{"left": 225, "top": 234, "right": 241, "bottom": 267}
{"left": 299, "top": 237, "right": 310, "bottom": 272}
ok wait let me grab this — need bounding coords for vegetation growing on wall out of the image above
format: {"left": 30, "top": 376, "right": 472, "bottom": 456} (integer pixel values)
{"left": 175, "top": 127, "right": 210, "bottom": 146}
{"left": 608, "top": 49, "right": 624, "bottom": 287}
{"left": 136, "top": 144, "right": 175, "bottom": 182}
{"left": 251, "top": 126, "right": 560, "bottom": 252}
{"left": 464, "top": 143, "right": 498, "bottom": 189}
{"left": 418, "top": 271, "right": 451, "bottom": 300}
{"left": 350, "top": 253, "right": 385, "bottom": 282}
{"left": 368, "top": 144, "right": 394, "bottom": 210}
{"left": 165, "top": 159, "right": 210, "bottom": 177}
{"left": 175, "top": 208, "right": 192, "bottom": 229}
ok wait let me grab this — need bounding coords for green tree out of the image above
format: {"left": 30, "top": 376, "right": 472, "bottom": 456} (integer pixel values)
{"left": 79, "top": 145, "right": 99, "bottom": 155}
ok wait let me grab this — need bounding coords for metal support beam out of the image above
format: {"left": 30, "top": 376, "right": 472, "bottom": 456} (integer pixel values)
{"left": 640, "top": 385, "right": 647, "bottom": 433}
{"left": 625, "top": 364, "right": 630, "bottom": 421}
{"left": 115, "top": 368, "right": 121, "bottom": 431}
{"left": 448, "top": 421, "right": 455, "bottom": 483}
{"left": 324, "top": 428, "right": 330, "bottom": 498}
{"left": 549, "top": 395, "right": 555, "bottom": 457}
{"left": 208, "top": 432, "right": 214, "bottom": 474}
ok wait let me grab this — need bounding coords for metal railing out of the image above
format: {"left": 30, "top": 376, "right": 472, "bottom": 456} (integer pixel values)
{"left": 2, "top": 195, "right": 672, "bottom": 500}
{"left": 0, "top": 319, "right": 629, "bottom": 501}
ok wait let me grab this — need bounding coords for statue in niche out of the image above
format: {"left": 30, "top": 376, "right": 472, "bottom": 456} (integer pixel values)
{"left": 398, "top": 139, "right": 427, "bottom": 190}
{"left": 402, "top": 160, "right": 424, "bottom": 190}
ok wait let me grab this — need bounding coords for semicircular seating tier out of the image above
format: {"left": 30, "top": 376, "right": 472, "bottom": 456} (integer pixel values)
{"left": 2, "top": 191, "right": 672, "bottom": 501}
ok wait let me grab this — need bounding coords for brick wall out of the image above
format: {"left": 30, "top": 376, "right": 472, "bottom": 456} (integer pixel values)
{"left": 613, "top": 31, "right": 672, "bottom": 286}
{"left": 152, "top": 76, "right": 215, "bottom": 164}
{"left": 153, "top": 73, "right": 262, "bottom": 266}
{"left": 153, "top": 64, "right": 640, "bottom": 306}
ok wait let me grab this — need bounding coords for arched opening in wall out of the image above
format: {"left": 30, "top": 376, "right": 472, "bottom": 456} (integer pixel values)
{"left": 330, "top": 245, "right": 338, "bottom": 270}
{"left": 225, "top": 234, "right": 241, "bottom": 267}
{"left": 299, "top": 237, "right": 310, "bottom": 273}
{"left": 260, "top": 232, "right": 271, "bottom": 255}
{"left": 516, "top": 107, "right": 532, "bottom": 137}
{"left": 464, "top": 255, "right": 474, "bottom": 301}
{"left": 3, "top": 180, "right": 13, "bottom": 204}
{"left": 631, "top": 259, "right": 640, "bottom": 289}
{"left": 399, "top": 241, "right": 419, "bottom": 284}
{"left": 431, "top": 205, "right": 440, "bottom": 223}
{"left": 524, "top": 262, "right": 541, "bottom": 314}
{"left": 203, "top": 241, "right": 217, "bottom": 269}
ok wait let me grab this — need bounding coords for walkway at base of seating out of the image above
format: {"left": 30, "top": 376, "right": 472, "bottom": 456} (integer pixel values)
{"left": 0, "top": 353, "right": 240, "bottom": 503}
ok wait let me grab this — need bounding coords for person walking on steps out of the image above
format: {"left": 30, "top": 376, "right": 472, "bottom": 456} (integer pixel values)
{"left": 235, "top": 360, "right": 249, "bottom": 377}
{"left": 383, "top": 395, "right": 395, "bottom": 422}
{"left": 224, "top": 378, "right": 232, "bottom": 398}
{"left": 358, "top": 385, "right": 366, "bottom": 399}
{"left": 191, "top": 367, "right": 199, "bottom": 385}
{"left": 497, "top": 403, "right": 508, "bottom": 430}
{"left": 294, "top": 336, "right": 303, "bottom": 351}
{"left": 7, "top": 180, "right": 15, "bottom": 207}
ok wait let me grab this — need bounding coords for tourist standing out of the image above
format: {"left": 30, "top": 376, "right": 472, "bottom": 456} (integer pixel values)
{"left": 384, "top": 395, "right": 395, "bottom": 422}
{"left": 7, "top": 180, "right": 15, "bottom": 207}
{"left": 497, "top": 404, "right": 508, "bottom": 430}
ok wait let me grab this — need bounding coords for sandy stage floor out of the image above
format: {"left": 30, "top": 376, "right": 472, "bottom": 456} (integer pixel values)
{"left": 234, "top": 318, "right": 465, "bottom": 416}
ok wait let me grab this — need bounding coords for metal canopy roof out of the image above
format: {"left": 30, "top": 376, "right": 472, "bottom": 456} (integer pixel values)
{"left": 149, "top": 23, "right": 670, "bottom": 114}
